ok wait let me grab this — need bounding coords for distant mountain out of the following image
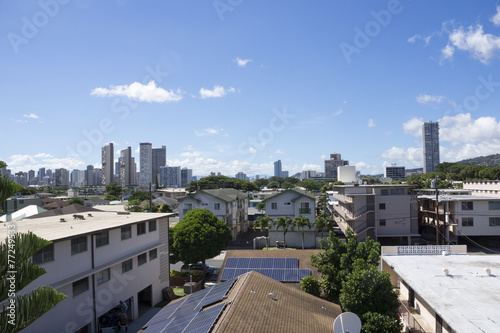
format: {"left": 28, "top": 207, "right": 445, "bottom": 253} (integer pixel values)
{"left": 455, "top": 154, "right": 500, "bottom": 167}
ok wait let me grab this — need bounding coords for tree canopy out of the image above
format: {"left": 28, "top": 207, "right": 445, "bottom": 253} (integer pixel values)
{"left": 186, "top": 175, "right": 258, "bottom": 192}
{"left": 170, "top": 209, "right": 232, "bottom": 270}
{"left": 128, "top": 190, "right": 154, "bottom": 202}
{"left": 67, "top": 197, "right": 85, "bottom": 206}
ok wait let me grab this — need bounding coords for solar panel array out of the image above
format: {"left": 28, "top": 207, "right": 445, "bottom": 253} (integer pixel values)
{"left": 142, "top": 278, "right": 236, "bottom": 333}
{"left": 220, "top": 257, "right": 311, "bottom": 282}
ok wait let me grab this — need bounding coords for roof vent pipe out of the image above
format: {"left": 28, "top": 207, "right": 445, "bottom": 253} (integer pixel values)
{"left": 485, "top": 268, "right": 492, "bottom": 276}
{"left": 443, "top": 268, "right": 449, "bottom": 276}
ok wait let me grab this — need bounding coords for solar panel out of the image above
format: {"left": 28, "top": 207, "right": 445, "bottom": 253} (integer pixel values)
{"left": 283, "top": 268, "right": 299, "bottom": 282}
{"left": 237, "top": 257, "right": 250, "bottom": 269}
{"left": 143, "top": 317, "right": 173, "bottom": 333}
{"left": 235, "top": 268, "right": 248, "bottom": 277}
{"left": 261, "top": 257, "right": 274, "bottom": 268}
{"left": 220, "top": 268, "right": 235, "bottom": 281}
{"left": 272, "top": 269, "right": 285, "bottom": 281}
{"left": 163, "top": 311, "right": 197, "bottom": 333}
{"left": 260, "top": 269, "right": 273, "bottom": 278}
{"left": 298, "top": 269, "right": 311, "bottom": 280}
{"left": 197, "top": 278, "right": 235, "bottom": 309}
{"left": 274, "top": 258, "right": 286, "bottom": 268}
{"left": 143, "top": 296, "right": 188, "bottom": 327}
{"left": 224, "top": 257, "right": 238, "bottom": 269}
{"left": 249, "top": 257, "right": 262, "bottom": 269}
{"left": 285, "top": 257, "right": 298, "bottom": 268}
{"left": 184, "top": 303, "right": 226, "bottom": 333}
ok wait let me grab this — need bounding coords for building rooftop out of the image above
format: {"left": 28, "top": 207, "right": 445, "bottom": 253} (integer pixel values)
{"left": 383, "top": 254, "right": 500, "bottom": 333}
{"left": 418, "top": 194, "right": 500, "bottom": 202}
{"left": 0, "top": 211, "right": 173, "bottom": 243}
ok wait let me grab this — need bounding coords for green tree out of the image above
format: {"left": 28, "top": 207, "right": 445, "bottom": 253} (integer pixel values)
{"left": 273, "top": 216, "right": 292, "bottom": 249}
{"left": 253, "top": 178, "right": 269, "bottom": 189}
{"left": 311, "top": 229, "right": 380, "bottom": 303}
{"left": 256, "top": 202, "right": 266, "bottom": 213}
{"left": 281, "top": 181, "right": 295, "bottom": 190}
{"left": 67, "top": 197, "right": 85, "bottom": 206}
{"left": 171, "top": 209, "right": 232, "bottom": 274}
{"left": 340, "top": 261, "right": 400, "bottom": 323}
{"left": 253, "top": 215, "right": 272, "bottom": 248}
{"left": 125, "top": 199, "right": 143, "bottom": 212}
{"left": 267, "top": 180, "right": 279, "bottom": 190}
{"left": 361, "top": 312, "right": 403, "bottom": 333}
{"left": 105, "top": 181, "right": 122, "bottom": 198}
{"left": 297, "top": 179, "right": 321, "bottom": 191}
{"left": 313, "top": 211, "right": 335, "bottom": 246}
{"left": 128, "top": 190, "right": 153, "bottom": 202}
{"left": 158, "top": 204, "right": 173, "bottom": 213}
{"left": 185, "top": 175, "right": 258, "bottom": 192}
{"left": 300, "top": 276, "right": 321, "bottom": 297}
{"left": 292, "top": 215, "right": 311, "bottom": 249}
{"left": 0, "top": 161, "right": 66, "bottom": 332}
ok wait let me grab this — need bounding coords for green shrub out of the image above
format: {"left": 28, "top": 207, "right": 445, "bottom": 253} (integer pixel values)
{"left": 170, "top": 270, "right": 204, "bottom": 277}
{"left": 300, "top": 276, "right": 321, "bottom": 297}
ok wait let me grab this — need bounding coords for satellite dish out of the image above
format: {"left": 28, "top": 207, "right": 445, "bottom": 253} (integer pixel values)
{"left": 333, "top": 312, "right": 362, "bottom": 333}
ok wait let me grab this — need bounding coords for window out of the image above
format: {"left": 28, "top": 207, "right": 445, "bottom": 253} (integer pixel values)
{"left": 462, "top": 217, "right": 474, "bottom": 227}
{"left": 73, "top": 277, "right": 89, "bottom": 297}
{"left": 284, "top": 202, "right": 291, "bottom": 206}
{"left": 138, "top": 253, "right": 147, "bottom": 266}
{"left": 33, "top": 243, "right": 54, "bottom": 264}
{"left": 381, "top": 189, "right": 389, "bottom": 196}
{"left": 96, "top": 231, "right": 109, "bottom": 247}
{"left": 271, "top": 202, "right": 278, "bottom": 210}
{"left": 201, "top": 202, "right": 208, "bottom": 207}
{"left": 214, "top": 202, "right": 221, "bottom": 210}
{"left": 71, "top": 236, "right": 87, "bottom": 255}
{"left": 390, "top": 188, "right": 405, "bottom": 195}
{"left": 379, "top": 203, "right": 386, "bottom": 210}
{"left": 185, "top": 203, "right": 192, "bottom": 210}
{"left": 122, "top": 259, "right": 132, "bottom": 273}
{"left": 379, "top": 219, "right": 386, "bottom": 226}
{"left": 96, "top": 268, "right": 110, "bottom": 285}
{"left": 299, "top": 202, "right": 311, "bottom": 214}
{"left": 121, "top": 226, "right": 131, "bottom": 240}
{"left": 149, "top": 249, "right": 158, "bottom": 260}
{"left": 137, "top": 222, "right": 146, "bottom": 236}
{"left": 489, "top": 217, "right": 500, "bottom": 227}
{"left": 461, "top": 201, "right": 473, "bottom": 211}
{"left": 489, "top": 201, "right": 500, "bottom": 210}
{"left": 149, "top": 220, "right": 157, "bottom": 232}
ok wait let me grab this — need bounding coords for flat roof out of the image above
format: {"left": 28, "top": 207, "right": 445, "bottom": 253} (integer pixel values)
{"left": 383, "top": 254, "right": 500, "bottom": 333}
{"left": 0, "top": 211, "right": 173, "bottom": 243}
{"left": 418, "top": 194, "right": 500, "bottom": 202}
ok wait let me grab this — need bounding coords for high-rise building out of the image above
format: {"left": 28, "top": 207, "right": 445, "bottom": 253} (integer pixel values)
{"left": 152, "top": 145, "right": 166, "bottom": 186}
{"left": 120, "top": 147, "right": 135, "bottom": 186}
{"left": 422, "top": 121, "right": 440, "bottom": 173}
{"left": 324, "top": 153, "right": 349, "bottom": 179}
{"left": 55, "top": 168, "right": 69, "bottom": 187}
{"left": 38, "top": 167, "right": 46, "bottom": 180}
{"left": 385, "top": 164, "right": 406, "bottom": 181}
{"left": 181, "top": 168, "right": 193, "bottom": 188}
{"left": 86, "top": 165, "right": 95, "bottom": 186}
{"left": 235, "top": 172, "right": 247, "bottom": 180}
{"left": 274, "top": 160, "right": 282, "bottom": 178}
{"left": 160, "top": 166, "right": 181, "bottom": 187}
{"left": 101, "top": 143, "right": 114, "bottom": 185}
{"left": 139, "top": 142, "right": 153, "bottom": 187}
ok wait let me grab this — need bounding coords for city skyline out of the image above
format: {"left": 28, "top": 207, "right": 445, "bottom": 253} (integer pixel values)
{"left": 2, "top": 2, "right": 500, "bottom": 176}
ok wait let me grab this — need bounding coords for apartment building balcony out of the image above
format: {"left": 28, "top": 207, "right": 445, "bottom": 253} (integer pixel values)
{"left": 398, "top": 300, "right": 433, "bottom": 333}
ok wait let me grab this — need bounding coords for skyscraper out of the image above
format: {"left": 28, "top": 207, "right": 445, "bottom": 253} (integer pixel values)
{"left": 274, "top": 160, "right": 282, "bottom": 178}
{"left": 101, "top": 143, "right": 114, "bottom": 185}
{"left": 181, "top": 168, "right": 193, "bottom": 188}
{"left": 324, "top": 153, "right": 349, "bottom": 179}
{"left": 139, "top": 142, "right": 152, "bottom": 187}
{"left": 120, "top": 147, "right": 135, "bottom": 186}
{"left": 86, "top": 165, "right": 95, "bottom": 186}
{"left": 422, "top": 121, "right": 440, "bottom": 173}
{"left": 152, "top": 145, "right": 167, "bottom": 186}
{"left": 160, "top": 166, "right": 181, "bottom": 187}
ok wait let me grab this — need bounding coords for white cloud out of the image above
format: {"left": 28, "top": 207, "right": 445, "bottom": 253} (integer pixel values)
{"left": 199, "top": 85, "right": 236, "bottom": 99}
{"left": 442, "top": 24, "right": 500, "bottom": 64}
{"left": 320, "top": 154, "right": 326, "bottom": 159}
{"left": 491, "top": 6, "right": 500, "bottom": 26}
{"left": 275, "top": 149, "right": 285, "bottom": 155}
{"left": 368, "top": 119, "right": 376, "bottom": 128}
{"left": 91, "top": 81, "right": 183, "bottom": 103}
{"left": 439, "top": 113, "right": 500, "bottom": 145}
{"left": 403, "top": 117, "right": 424, "bottom": 138}
{"left": 408, "top": 34, "right": 420, "bottom": 43}
{"left": 334, "top": 109, "right": 343, "bottom": 116}
{"left": 6, "top": 153, "right": 85, "bottom": 172}
{"left": 301, "top": 164, "right": 320, "bottom": 171}
{"left": 416, "top": 94, "right": 445, "bottom": 104}
{"left": 23, "top": 113, "right": 39, "bottom": 119}
{"left": 180, "top": 151, "right": 201, "bottom": 158}
{"left": 234, "top": 57, "right": 252, "bottom": 67}
{"left": 353, "top": 161, "right": 373, "bottom": 172}
{"left": 194, "top": 128, "right": 222, "bottom": 137}
{"left": 381, "top": 147, "right": 423, "bottom": 168}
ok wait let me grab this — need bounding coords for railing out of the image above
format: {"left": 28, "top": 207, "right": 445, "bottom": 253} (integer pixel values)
{"left": 399, "top": 300, "right": 429, "bottom": 333}
{"left": 299, "top": 208, "right": 311, "bottom": 214}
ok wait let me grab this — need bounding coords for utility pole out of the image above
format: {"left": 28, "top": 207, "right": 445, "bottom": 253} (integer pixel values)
{"left": 434, "top": 176, "right": 439, "bottom": 245}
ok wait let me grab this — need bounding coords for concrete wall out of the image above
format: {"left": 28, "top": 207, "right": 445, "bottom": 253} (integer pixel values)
{"left": 450, "top": 200, "right": 500, "bottom": 236}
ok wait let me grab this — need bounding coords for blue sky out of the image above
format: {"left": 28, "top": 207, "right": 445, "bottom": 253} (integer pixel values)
{"left": 2, "top": 0, "right": 500, "bottom": 177}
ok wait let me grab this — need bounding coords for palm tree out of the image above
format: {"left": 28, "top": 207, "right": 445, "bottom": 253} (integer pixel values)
{"left": 292, "top": 215, "right": 312, "bottom": 249}
{"left": 274, "top": 216, "right": 292, "bottom": 249}
{"left": 0, "top": 161, "right": 66, "bottom": 332}
{"left": 313, "top": 210, "right": 331, "bottom": 248}
{"left": 256, "top": 202, "right": 266, "bottom": 213}
{"left": 253, "top": 215, "right": 272, "bottom": 249}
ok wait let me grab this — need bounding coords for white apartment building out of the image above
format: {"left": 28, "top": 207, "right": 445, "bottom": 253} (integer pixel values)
{"left": 382, "top": 245, "right": 500, "bottom": 333}
{"left": 462, "top": 180, "right": 500, "bottom": 198}
{"left": 178, "top": 189, "right": 249, "bottom": 239}
{"left": 262, "top": 189, "right": 316, "bottom": 248}
{"left": 139, "top": 142, "right": 152, "bottom": 188}
{"left": 0, "top": 211, "right": 172, "bottom": 333}
{"left": 419, "top": 194, "right": 500, "bottom": 244}
{"left": 330, "top": 185, "right": 419, "bottom": 244}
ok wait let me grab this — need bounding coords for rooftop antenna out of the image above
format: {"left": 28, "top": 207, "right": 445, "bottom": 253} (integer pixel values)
{"left": 333, "top": 312, "right": 361, "bottom": 333}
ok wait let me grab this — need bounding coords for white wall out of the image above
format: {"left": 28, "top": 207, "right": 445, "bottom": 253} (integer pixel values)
{"left": 450, "top": 200, "right": 500, "bottom": 236}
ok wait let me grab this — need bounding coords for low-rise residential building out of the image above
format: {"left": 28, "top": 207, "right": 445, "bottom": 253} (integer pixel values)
{"left": 462, "top": 180, "right": 500, "bottom": 198}
{"left": 382, "top": 245, "right": 500, "bottom": 333}
{"left": 178, "top": 189, "right": 249, "bottom": 239}
{"left": 418, "top": 194, "right": 500, "bottom": 244}
{"left": 0, "top": 211, "right": 172, "bottom": 333}
{"left": 330, "top": 185, "right": 419, "bottom": 244}
{"left": 261, "top": 189, "right": 316, "bottom": 248}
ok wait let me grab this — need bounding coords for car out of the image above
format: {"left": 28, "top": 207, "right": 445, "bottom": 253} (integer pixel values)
{"left": 180, "top": 262, "right": 216, "bottom": 276}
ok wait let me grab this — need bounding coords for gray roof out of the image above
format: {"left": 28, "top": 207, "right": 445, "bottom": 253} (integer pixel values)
{"left": 418, "top": 194, "right": 500, "bottom": 202}
{"left": 182, "top": 188, "right": 247, "bottom": 203}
